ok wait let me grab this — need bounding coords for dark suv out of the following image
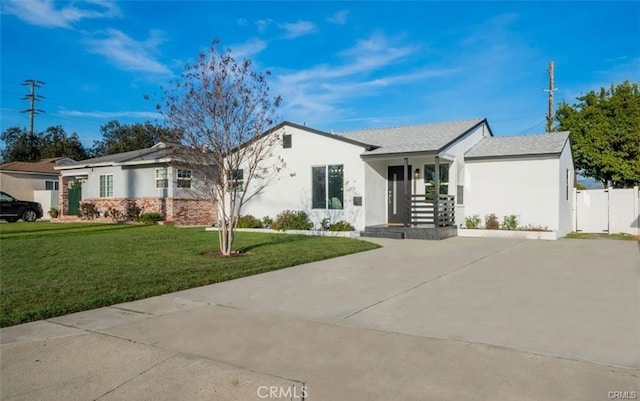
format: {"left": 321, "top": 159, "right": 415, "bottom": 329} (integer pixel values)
{"left": 0, "top": 191, "right": 43, "bottom": 222}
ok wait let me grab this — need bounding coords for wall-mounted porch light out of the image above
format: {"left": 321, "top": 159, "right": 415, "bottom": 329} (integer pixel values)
{"left": 414, "top": 168, "right": 420, "bottom": 179}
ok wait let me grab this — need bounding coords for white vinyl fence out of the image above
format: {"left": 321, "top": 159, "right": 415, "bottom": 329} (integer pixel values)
{"left": 574, "top": 187, "right": 639, "bottom": 235}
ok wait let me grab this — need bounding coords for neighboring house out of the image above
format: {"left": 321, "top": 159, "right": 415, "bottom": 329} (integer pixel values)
{"left": 55, "top": 143, "right": 216, "bottom": 225}
{"left": 236, "top": 119, "right": 574, "bottom": 238}
{"left": 0, "top": 157, "right": 75, "bottom": 216}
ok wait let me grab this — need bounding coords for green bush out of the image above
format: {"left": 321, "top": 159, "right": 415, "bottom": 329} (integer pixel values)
{"left": 320, "top": 218, "right": 331, "bottom": 231}
{"left": 236, "top": 214, "right": 262, "bottom": 228}
{"left": 329, "top": 221, "right": 355, "bottom": 231}
{"left": 485, "top": 213, "right": 500, "bottom": 229}
{"left": 271, "top": 210, "right": 313, "bottom": 231}
{"left": 502, "top": 215, "right": 518, "bottom": 230}
{"left": 261, "top": 216, "right": 273, "bottom": 228}
{"left": 465, "top": 214, "right": 481, "bottom": 229}
{"left": 137, "top": 212, "right": 164, "bottom": 224}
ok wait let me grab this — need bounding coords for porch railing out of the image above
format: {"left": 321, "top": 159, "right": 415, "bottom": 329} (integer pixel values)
{"left": 409, "top": 194, "right": 455, "bottom": 227}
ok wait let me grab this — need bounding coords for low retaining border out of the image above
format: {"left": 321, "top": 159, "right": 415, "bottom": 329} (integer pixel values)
{"left": 458, "top": 228, "right": 558, "bottom": 240}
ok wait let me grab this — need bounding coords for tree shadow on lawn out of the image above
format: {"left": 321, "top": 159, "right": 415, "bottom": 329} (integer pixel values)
{"left": 235, "top": 234, "right": 319, "bottom": 253}
{"left": 0, "top": 223, "right": 152, "bottom": 239}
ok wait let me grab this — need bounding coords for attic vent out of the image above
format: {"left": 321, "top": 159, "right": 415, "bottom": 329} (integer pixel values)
{"left": 283, "top": 134, "right": 292, "bottom": 149}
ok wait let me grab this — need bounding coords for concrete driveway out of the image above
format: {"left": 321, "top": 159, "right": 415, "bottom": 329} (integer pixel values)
{"left": 2, "top": 237, "right": 638, "bottom": 400}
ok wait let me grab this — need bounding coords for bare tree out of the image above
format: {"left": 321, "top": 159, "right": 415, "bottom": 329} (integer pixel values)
{"left": 158, "top": 39, "right": 282, "bottom": 256}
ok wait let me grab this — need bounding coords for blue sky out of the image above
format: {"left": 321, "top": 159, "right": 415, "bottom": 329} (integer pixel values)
{"left": 1, "top": 1, "right": 638, "bottom": 147}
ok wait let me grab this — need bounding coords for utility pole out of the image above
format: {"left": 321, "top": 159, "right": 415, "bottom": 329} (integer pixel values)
{"left": 544, "top": 61, "right": 558, "bottom": 133}
{"left": 21, "top": 79, "right": 45, "bottom": 135}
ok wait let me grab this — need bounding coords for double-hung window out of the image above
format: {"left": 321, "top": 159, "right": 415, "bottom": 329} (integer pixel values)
{"left": 312, "top": 165, "right": 343, "bottom": 209}
{"left": 99, "top": 174, "right": 113, "bottom": 197}
{"left": 230, "top": 169, "right": 243, "bottom": 191}
{"left": 424, "top": 163, "right": 449, "bottom": 199}
{"left": 177, "top": 169, "right": 192, "bottom": 188}
{"left": 155, "top": 168, "right": 168, "bottom": 188}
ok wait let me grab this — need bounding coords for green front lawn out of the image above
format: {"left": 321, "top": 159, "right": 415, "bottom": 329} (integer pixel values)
{"left": 0, "top": 222, "right": 379, "bottom": 327}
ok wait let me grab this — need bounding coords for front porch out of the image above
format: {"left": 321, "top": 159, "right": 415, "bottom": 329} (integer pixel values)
{"left": 362, "top": 194, "right": 457, "bottom": 240}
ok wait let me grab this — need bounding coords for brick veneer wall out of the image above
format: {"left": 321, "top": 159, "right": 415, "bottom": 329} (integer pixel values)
{"left": 73, "top": 197, "right": 217, "bottom": 226}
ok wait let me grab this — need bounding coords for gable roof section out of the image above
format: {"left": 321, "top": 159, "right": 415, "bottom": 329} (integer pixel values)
{"left": 275, "top": 121, "right": 377, "bottom": 150}
{"left": 465, "top": 131, "right": 570, "bottom": 160}
{"left": 338, "top": 118, "right": 489, "bottom": 156}
{"left": 0, "top": 157, "right": 74, "bottom": 175}
{"left": 56, "top": 143, "right": 174, "bottom": 170}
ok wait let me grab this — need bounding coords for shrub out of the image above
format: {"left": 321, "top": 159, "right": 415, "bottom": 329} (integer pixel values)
{"left": 271, "top": 210, "right": 313, "bottom": 231}
{"left": 126, "top": 203, "right": 142, "bottom": 221}
{"left": 236, "top": 214, "right": 262, "bottom": 228}
{"left": 329, "top": 221, "right": 355, "bottom": 231}
{"left": 137, "top": 211, "right": 164, "bottom": 224}
{"left": 78, "top": 202, "right": 99, "bottom": 220}
{"left": 106, "top": 207, "right": 126, "bottom": 222}
{"left": 48, "top": 207, "right": 59, "bottom": 218}
{"left": 465, "top": 214, "right": 481, "bottom": 229}
{"left": 261, "top": 216, "right": 273, "bottom": 228}
{"left": 485, "top": 213, "right": 500, "bottom": 229}
{"left": 320, "top": 217, "right": 331, "bottom": 231}
{"left": 502, "top": 215, "right": 518, "bottom": 230}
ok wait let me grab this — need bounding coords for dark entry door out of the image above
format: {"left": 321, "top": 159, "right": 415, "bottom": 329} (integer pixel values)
{"left": 387, "top": 165, "right": 411, "bottom": 224}
{"left": 68, "top": 187, "right": 81, "bottom": 215}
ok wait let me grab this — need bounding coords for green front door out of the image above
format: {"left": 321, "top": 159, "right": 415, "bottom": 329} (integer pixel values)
{"left": 68, "top": 187, "right": 81, "bottom": 215}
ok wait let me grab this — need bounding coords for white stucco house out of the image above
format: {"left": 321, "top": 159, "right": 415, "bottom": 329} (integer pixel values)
{"left": 237, "top": 118, "right": 574, "bottom": 239}
{"left": 55, "top": 143, "right": 216, "bottom": 225}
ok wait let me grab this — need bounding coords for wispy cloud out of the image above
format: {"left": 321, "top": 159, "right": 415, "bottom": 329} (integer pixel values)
{"left": 279, "top": 21, "right": 316, "bottom": 39}
{"left": 236, "top": 17, "right": 249, "bottom": 27}
{"left": 273, "top": 33, "right": 453, "bottom": 125}
{"left": 3, "top": 0, "right": 120, "bottom": 29}
{"left": 83, "top": 29, "right": 173, "bottom": 76}
{"left": 229, "top": 38, "right": 267, "bottom": 59}
{"left": 255, "top": 18, "right": 274, "bottom": 33}
{"left": 59, "top": 109, "right": 163, "bottom": 120}
{"left": 327, "top": 10, "right": 348, "bottom": 25}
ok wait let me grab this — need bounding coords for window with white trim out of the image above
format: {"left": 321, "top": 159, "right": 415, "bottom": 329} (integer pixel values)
{"left": 177, "top": 169, "right": 192, "bottom": 188}
{"left": 45, "top": 180, "right": 59, "bottom": 191}
{"left": 230, "top": 169, "right": 243, "bottom": 192}
{"left": 312, "top": 165, "right": 343, "bottom": 209}
{"left": 99, "top": 174, "right": 113, "bottom": 197}
{"left": 155, "top": 168, "right": 168, "bottom": 188}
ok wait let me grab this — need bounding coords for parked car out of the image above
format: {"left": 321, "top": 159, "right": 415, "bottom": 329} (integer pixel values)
{"left": 0, "top": 191, "right": 43, "bottom": 222}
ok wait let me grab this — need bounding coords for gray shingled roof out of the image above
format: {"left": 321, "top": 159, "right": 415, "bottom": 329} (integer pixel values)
{"left": 57, "top": 143, "right": 173, "bottom": 169}
{"left": 338, "top": 118, "right": 486, "bottom": 156}
{"left": 465, "top": 131, "right": 570, "bottom": 159}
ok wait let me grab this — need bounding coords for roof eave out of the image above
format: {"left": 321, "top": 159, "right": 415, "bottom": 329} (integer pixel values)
{"left": 465, "top": 152, "right": 562, "bottom": 161}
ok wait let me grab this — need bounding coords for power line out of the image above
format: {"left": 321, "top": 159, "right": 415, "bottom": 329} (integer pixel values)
{"left": 21, "top": 79, "right": 45, "bottom": 135}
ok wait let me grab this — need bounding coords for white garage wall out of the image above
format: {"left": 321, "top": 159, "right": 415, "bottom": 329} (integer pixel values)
{"left": 465, "top": 156, "right": 561, "bottom": 232}
{"left": 241, "top": 125, "right": 367, "bottom": 230}
{"left": 557, "top": 144, "right": 575, "bottom": 236}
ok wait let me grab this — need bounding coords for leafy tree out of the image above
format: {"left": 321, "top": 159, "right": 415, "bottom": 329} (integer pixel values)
{"left": 0, "top": 127, "right": 41, "bottom": 162}
{"left": 91, "top": 120, "right": 178, "bottom": 157}
{"left": 157, "top": 39, "right": 282, "bottom": 256}
{"left": 0, "top": 126, "right": 88, "bottom": 162}
{"left": 41, "top": 126, "right": 88, "bottom": 161}
{"left": 556, "top": 81, "right": 640, "bottom": 187}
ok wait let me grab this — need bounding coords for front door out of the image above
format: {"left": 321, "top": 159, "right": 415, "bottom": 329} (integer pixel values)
{"left": 387, "top": 165, "right": 411, "bottom": 224}
{"left": 68, "top": 187, "right": 81, "bottom": 216}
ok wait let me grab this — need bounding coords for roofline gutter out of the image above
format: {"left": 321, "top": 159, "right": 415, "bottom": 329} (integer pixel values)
{"left": 465, "top": 152, "right": 562, "bottom": 161}
{"left": 0, "top": 169, "right": 59, "bottom": 175}
{"left": 55, "top": 158, "right": 173, "bottom": 170}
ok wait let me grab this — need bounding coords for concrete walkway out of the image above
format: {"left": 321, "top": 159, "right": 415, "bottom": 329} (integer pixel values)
{"left": 1, "top": 237, "right": 638, "bottom": 400}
